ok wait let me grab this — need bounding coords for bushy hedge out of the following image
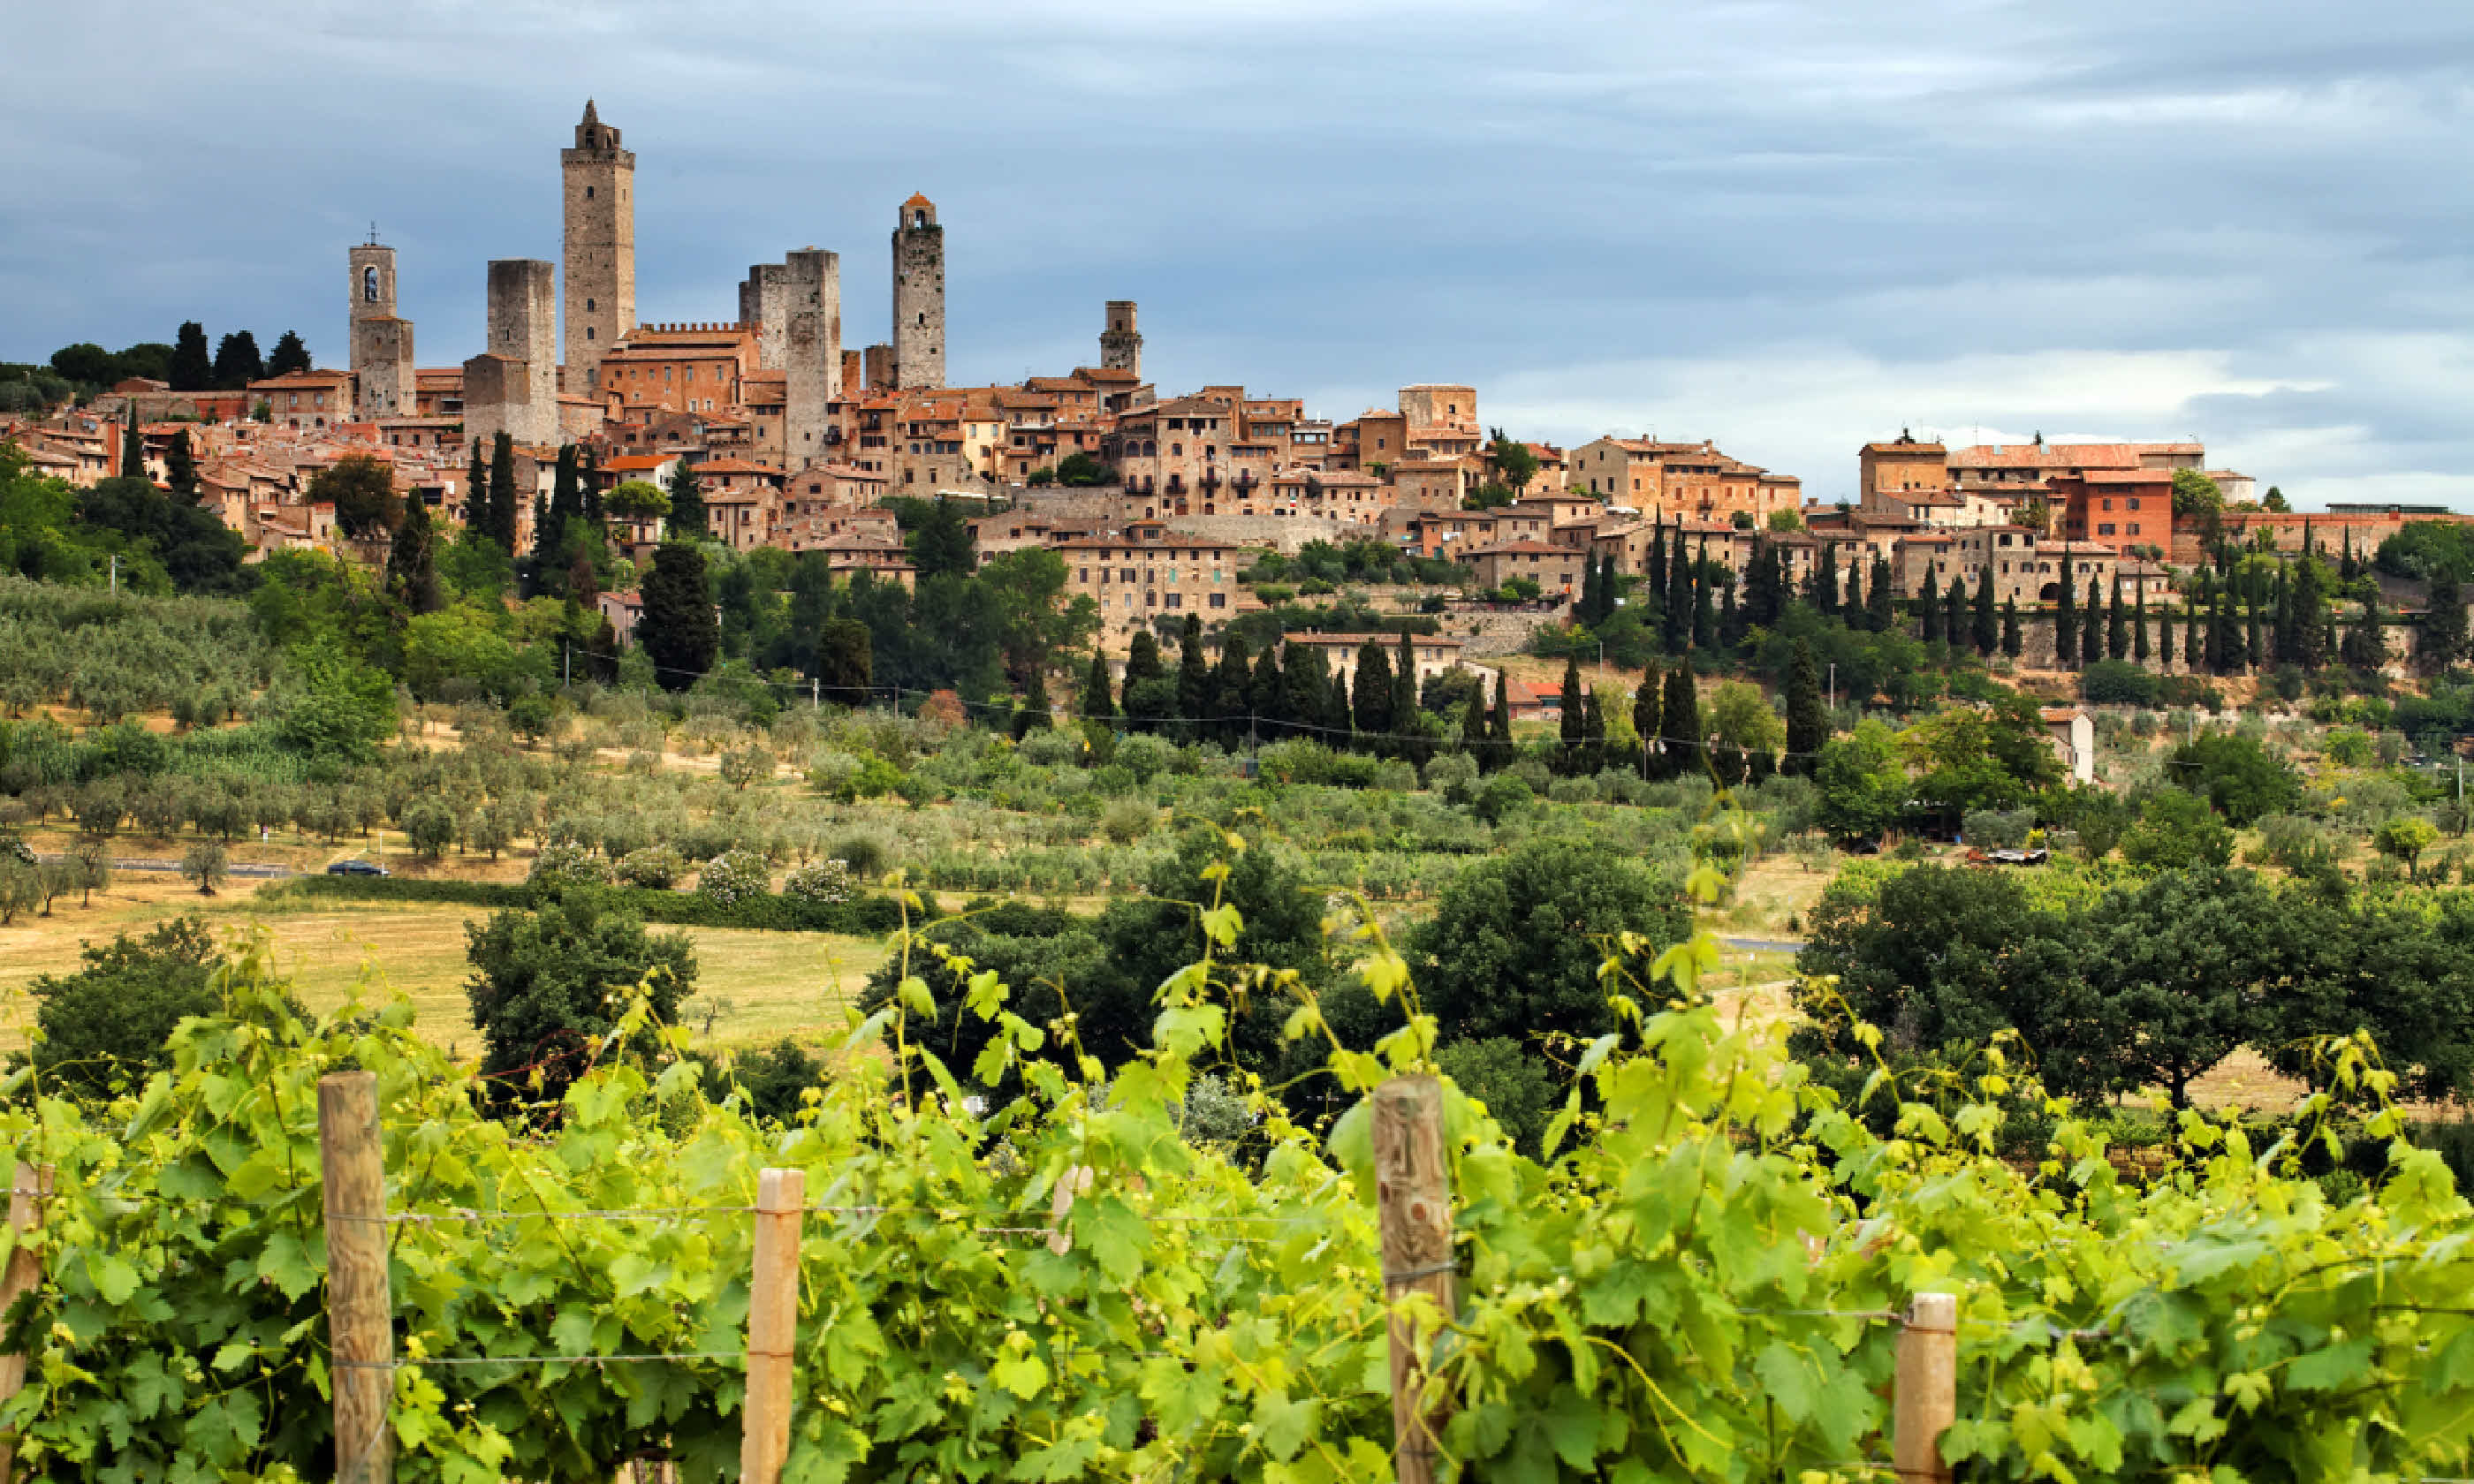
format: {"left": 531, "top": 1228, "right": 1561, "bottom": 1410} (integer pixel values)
{"left": 283, "top": 872, "right": 904, "bottom": 935}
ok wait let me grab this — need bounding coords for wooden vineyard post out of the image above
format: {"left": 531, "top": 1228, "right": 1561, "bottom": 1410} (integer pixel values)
{"left": 740, "top": 1168, "right": 807, "bottom": 1484}
{"left": 1373, "top": 1075, "right": 1454, "bottom": 1484}
{"left": 320, "top": 1071, "right": 393, "bottom": 1484}
{"left": 0, "top": 1162, "right": 53, "bottom": 1483}
{"left": 1894, "top": 1293, "right": 1957, "bottom": 1484}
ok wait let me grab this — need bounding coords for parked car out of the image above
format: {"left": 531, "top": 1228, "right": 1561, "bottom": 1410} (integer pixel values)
{"left": 325, "top": 860, "right": 389, "bottom": 877}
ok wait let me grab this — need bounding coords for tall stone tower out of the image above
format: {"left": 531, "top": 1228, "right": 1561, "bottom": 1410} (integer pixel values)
{"left": 348, "top": 237, "right": 414, "bottom": 417}
{"left": 561, "top": 99, "right": 635, "bottom": 396}
{"left": 1099, "top": 300, "right": 1141, "bottom": 376}
{"left": 739, "top": 262, "right": 791, "bottom": 369}
{"left": 464, "top": 259, "right": 558, "bottom": 450}
{"left": 783, "top": 248, "right": 843, "bottom": 469}
{"left": 891, "top": 194, "right": 945, "bottom": 389}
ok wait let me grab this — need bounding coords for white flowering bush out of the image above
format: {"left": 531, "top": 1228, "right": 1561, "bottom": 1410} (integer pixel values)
{"left": 527, "top": 839, "right": 610, "bottom": 887}
{"left": 782, "top": 858, "right": 855, "bottom": 904}
{"left": 695, "top": 848, "right": 772, "bottom": 905}
{"left": 615, "top": 844, "right": 686, "bottom": 890}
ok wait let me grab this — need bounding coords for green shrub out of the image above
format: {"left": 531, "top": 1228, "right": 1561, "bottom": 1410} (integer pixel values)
{"left": 528, "top": 840, "right": 611, "bottom": 888}
{"left": 695, "top": 849, "right": 772, "bottom": 905}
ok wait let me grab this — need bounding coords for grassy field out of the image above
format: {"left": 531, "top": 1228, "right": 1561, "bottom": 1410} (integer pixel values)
{"left": 0, "top": 876, "right": 888, "bottom": 1055}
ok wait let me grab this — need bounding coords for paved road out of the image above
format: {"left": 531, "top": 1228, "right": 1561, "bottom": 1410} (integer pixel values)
{"left": 37, "top": 854, "right": 298, "bottom": 880}
{"left": 1719, "top": 936, "right": 1805, "bottom": 955}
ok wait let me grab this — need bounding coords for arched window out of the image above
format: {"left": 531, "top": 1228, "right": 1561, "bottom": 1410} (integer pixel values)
{"left": 362, "top": 265, "right": 379, "bottom": 303}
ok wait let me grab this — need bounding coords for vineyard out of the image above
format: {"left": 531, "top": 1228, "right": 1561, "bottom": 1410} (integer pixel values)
{"left": 0, "top": 859, "right": 2466, "bottom": 1483}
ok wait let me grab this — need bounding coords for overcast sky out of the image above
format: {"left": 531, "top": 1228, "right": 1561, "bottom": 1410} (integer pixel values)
{"left": 6, "top": 0, "right": 2470, "bottom": 505}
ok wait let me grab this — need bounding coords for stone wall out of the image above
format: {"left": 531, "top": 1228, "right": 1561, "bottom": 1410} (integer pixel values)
{"left": 352, "top": 317, "right": 414, "bottom": 418}
{"left": 891, "top": 204, "right": 945, "bottom": 389}
{"left": 739, "top": 262, "right": 789, "bottom": 370}
{"left": 559, "top": 114, "right": 635, "bottom": 396}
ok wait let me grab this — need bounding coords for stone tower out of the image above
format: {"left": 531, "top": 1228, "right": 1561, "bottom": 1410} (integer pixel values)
{"left": 348, "top": 238, "right": 414, "bottom": 418}
{"left": 891, "top": 194, "right": 945, "bottom": 389}
{"left": 1100, "top": 300, "right": 1141, "bottom": 376}
{"left": 464, "top": 259, "right": 558, "bottom": 450}
{"left": 739, "top": 261, "right": 791, "bottom": 369}
{"left": 783, "top": 248, "right": 843, "bottom": 469}
{"left": 561, "top": 99, "right": 635, "bottom": 396}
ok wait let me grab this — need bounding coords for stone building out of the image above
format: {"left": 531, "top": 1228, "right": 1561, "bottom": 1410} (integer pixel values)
{"left": 1055, "top": 522, "right": 1244, "bottom": 640}
{"left": 892, "top": 194, "right": 945, "bottom": 389}
{"left": 347, "top": 239, "right": 414, "bottom": 418}
{"left": 1100, "top": 301, "right": 1142, "bottom": 377}
{"left": 783, "top": 247, "right": 843, "bottom": 469}
{"left": 738, "top": 261, "right": 790, "bottom": 368}
{"left": 463, "top": 259, "right": 558, "bottom": 449}
{"left": 561, "top": 100, "right": 636, "bottom": 395}
{"left": 1857, "top": 432, "right": 1947, "bottom": 505}
{"left": 1568, "top": 436, "right": 1799, "bottom": 524}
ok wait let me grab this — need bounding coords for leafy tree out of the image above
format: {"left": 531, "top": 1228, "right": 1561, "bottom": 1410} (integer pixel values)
{"left": 909, "top": 496, "right": 975, "bottom": 579}
{"left": 2170, "top": 467, "right": 2222, "bottom": 520}
{"left": 814, "top": 617, "right": 872, "bottom": 705}
{"left": 168, "top": 322, "right": 211, "bottom": 390}
{"left": 180, "top": 841, "right": 227, "bottom": 896}
{"left": 1409, "top": 838, "right": 1689, "bottom": 1049}
{"left": 28, "top": 917, "right": 224, "bottom": 1095}
{"left": 1814, "top": 719, "right": 1906, "bottom": 842}
{"left": 161, "top": 428, "right": 198, "bottom": 504}
{"left": 1054, "top": 450, "right": 1112, "bottom": 487}
{"left": 275, "top": 654, "right": 396, "bottom": 762}
{"left": 211, "top": 329, "right": 262, "bottom": 389}
{"left": 265, "top": 329, "right": 311, "bottom": 376}
{"left": 1704, "top": 679, "right": 1784, "bottom": 776}
{"left": 1486, "top": 432, "right": 1539, "bottom": 496}
{"left": 2375, "top": 816, "right": 2441, "bottom": 882}
{"left": 464, "top": 890, "right": 697, "bottom": 1109}
{"left": 976, "top": 548, "right": 1096, "bottom": 689}
{"left": 2120, "top": 789, "right": 2234, "bottom": 869}
{"left": 308, "top": 452, "right": 402, "bottom": 538}
{"left": 2167, "top": 733, "right": 2299, "bottom": 825}
{"left": 639, "top": 541, "right": 717, "bottom": 689}
{"left": 2079, "top": 867, "right": 2296, "bottom": 1108}
{"left": 605, "top": 479, "right": 668, "bottom": 521}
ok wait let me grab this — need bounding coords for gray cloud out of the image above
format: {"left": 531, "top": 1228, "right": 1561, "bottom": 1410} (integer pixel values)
{"left": 4, "top": 0, "right": 2469, "bottom": 504}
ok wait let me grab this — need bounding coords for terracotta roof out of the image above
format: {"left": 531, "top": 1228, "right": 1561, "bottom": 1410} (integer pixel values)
{"left": 1948, "top": 442, "right": 2201, "bottom": 469}
{"left": 1465, "top": 541, "right": 1579, "bottom": 556}
{"left": 902, "top": 192, "right": 932, "bottom": 209}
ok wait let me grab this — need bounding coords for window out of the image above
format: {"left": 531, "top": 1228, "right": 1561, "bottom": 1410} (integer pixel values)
{"left": 586, "top": 186, "right": 595, "bottom": 199}
{"left": 586, "top": 298, "right": 596, "bottom": 311}
{"left": 1209, "top": 593, "right": 1226, "bottom": 609}
{"left": 2127, "top": 497, "right": 2141, "bottom": 511}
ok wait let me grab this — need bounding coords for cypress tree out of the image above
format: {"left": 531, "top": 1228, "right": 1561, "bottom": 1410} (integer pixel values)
{"left": 2185, "top": 601, "right": 2202, "bottom": 669}
{"left": 1580, "top": 687, "right": 1607, "bottom": 776}
{"left": 1647, "top": 519, "right": 1667, "bottom": 605}
{"left": 1282, "top": 642, "right": 1332, "bottom": 738}
{"left": 1352, "top": 640, "right": 1394, "bottom": 739}
{"left": 2347, "top": 592, "right": 2389, "bottom": 670}
{"left": 1176, "top": 615, "right": 1209, "bottom": 720}
{"left": 1578, "top": 552, "right": 1605, "bottom": 625}
{"left": 2106, "top": 579, "right": 2129, "bottom": 661}
{"left": 1459, "top": 678, "right": 1489, "bottom": 757}
{"left": 1919, "top": 573, "right": 1944, "bottom": 644}
{"left": 488, "top": 431, "right": 519, "bottom": 551}
{"left": 163, "top": 429, "right": 198, "bottom": 503}
{"left": 2426, "top": 567, "right": 2468, "bottom": 669}
{"left": 2156, "top": 591, "right": 2174, "bottom": 669}
{"left": 1597, "top": 551, "right": 1620, "bottom": 624}
{"left": 2000, "top": 598, "right": 2022, "bottom": 659}
{"left": 2082, "top": 577, "right": 2104, "bottom": 665}
{"left": 1745, "top": 540, "right": 1782, "bottom": 626}
{"left": 2293, "top": 550, "right": 2327, "bottom": 661}
{"left": 1815, "top": 542, "right": 1840, "bottom": 614}
{"left": 464, "top": 439, "right": 489, "bottom": 530}
{"left": 2134, "top": 589, "right": 2151, "bottom": 663}
{"left": 2341, "top": 526, "right": 2358, "bottom": 583}
{"left": 1945, "top": 576, "right": 1967, "bottom": 650}
{"left": 2054, "top": 556, "right": 2077, "bottom": 667}
{"left": 1644, "top": 521, "right": 1669, "bottom": 633}
{"left": 169, "top": 322, "right": 212, "bottom": 391}
{"left": 1013, "top": 666, "right": 1051, "bottom": 738}
{"left": 1842, "top": 564, "right": 1864, "bottom": 632}
{"left": 1557, "top": 655, "right": 1586, "bottom": 772}
{"left": 1783, "top": 639, "right": 1825, "bottom": 775}
{"left": 1391, "top": 631, "right": 1425, "bottom": 763}
{"left": 580, "top": 446, "right": 603, "bottom": 524}
{"left": 1663, "top": 535, "right": 1691, "bottom": 652}
{"left": 2244, "top": 587, "right": 2265, "bottom": 671}
{"left": 1634, "top": 667, "right": 1665, "bottom": 779}
{"left": 1249, "top": 645, "right": 1286, "bottom": 737}
{"left": 638, "top": 541, "right": 717, "bottom": 689}
{"left": 1971, "top": 568, "right": 1998, "bottom": 656}
{"left": 1690, "top": 541, "right": 1716, "bottom": 649}
{"left": 1719, "top": 583, "right": 1745, "bottom": 648}
{"left": 385, "top": 496, "right": 441, "bottom": 615}
{"left": 1124, "top": 629, "right": 1166, "bottom": 691}
{"left": 1867, "top": 554, "right": 1895, "bottom": 633}
{"left": 1486, "top": 670, "right": 1514, "bottom": 772}
{"left": 1080, "top": 650, "right": 1116, "bottom": 723}
{"left": 1210, "top": 637, "right": 1252, "bottom": 747}
{"left": 666, "top": 459, "right": 706, "bottom": 540}
{"left": 1660, "top": 663, "right": 1702, "bottom": 777}
{"left": 121, "top": 420, "right": 146, "bottom": 482}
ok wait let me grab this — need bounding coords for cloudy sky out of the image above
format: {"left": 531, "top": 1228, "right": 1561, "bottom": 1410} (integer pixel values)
{"left": 6, "top": 0, "right": 2470, "bottom": 505}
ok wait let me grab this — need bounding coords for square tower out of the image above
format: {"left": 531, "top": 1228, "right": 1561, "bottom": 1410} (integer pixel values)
{"left": 483, "top": 258, "right": 558, "bottom": 446}
{"left": 740, "top": 262, "right": 791, "bottom": 369}
{"left": 783, "top": 248, "right": 843, "bottom": 469}
{"left": 892, "top": 194, "right": 945, "bottom": 390}
{"left": 1100, "top": 300, "right": 1141, "bottom": 376}
{"left": 561, "top": 99, "right": 635, "bottom": 397}
{"left": 348, "top": 240, "right": 414, "bottom": 418}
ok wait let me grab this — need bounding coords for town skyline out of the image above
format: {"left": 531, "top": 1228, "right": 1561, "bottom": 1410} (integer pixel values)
{"left": 7, "top": 0, "right": 2470, "bottom": 507}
